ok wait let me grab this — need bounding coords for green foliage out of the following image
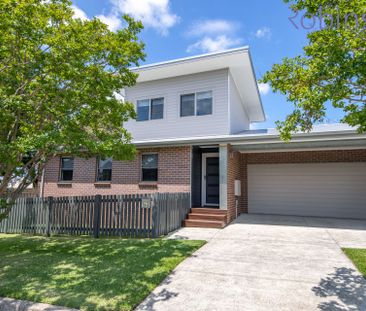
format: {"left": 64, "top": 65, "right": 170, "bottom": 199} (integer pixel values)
{"left": 0, "top": 234, "right": 205, "bottom": 310}
{"left": 343, "top": 248, "right": 366, "bottom": 277}
{"left": 0, "top": 0, "right": 145, "bottom": 204}
{"left": 262, "top": 0, "right": 366, "bottom": 140}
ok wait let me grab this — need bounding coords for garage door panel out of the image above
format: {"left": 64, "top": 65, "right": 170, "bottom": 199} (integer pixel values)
{"left": 248, "top": 162, "right": 366, "bottom": 219}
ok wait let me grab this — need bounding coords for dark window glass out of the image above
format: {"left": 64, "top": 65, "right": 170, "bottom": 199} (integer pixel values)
{"left": 151, "top": 98, "right": 164, "bottom": 120}
{"left": 197, "top": 91, "right": 213, "bottom": 116}
{"left": 180, "top": 94, "right": 195, "bottom": 117}
{"left": 137, "top": 99, "right": 149, "bottom": 121}
{"left": 141, "top": 154, "right": 158, "bottom": 182}
{"left": 60, "top": 157, "right": 74, "bottom": 181}
{"left": 96, "top": 157, "right": 112, "bottom": 182}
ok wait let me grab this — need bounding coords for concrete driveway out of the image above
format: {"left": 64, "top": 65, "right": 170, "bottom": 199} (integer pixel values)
{"left": 137, "top": 214, "right": 366, "bottom": 311}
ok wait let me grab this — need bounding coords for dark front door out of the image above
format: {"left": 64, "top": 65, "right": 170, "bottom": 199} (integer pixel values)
{"left": 205, "top": 157, "right": 219, "bottom": 205}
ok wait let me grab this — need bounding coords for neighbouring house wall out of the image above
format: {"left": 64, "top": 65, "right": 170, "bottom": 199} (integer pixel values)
{"left": 43, "top": 146, "right": 191, "bottom": 197}
{"left": 228, "top": 72, "right": 250, "bottom": 134}
{"left": 124, "top": 69, "right": 229, "bottom": 141}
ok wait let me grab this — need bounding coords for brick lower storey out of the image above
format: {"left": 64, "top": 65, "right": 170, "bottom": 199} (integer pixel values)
{"left": 42, "top": 146, "right": 191, "bottom": 197}
{"left": 42, "top": 146, "right": 366, "bottom": 224}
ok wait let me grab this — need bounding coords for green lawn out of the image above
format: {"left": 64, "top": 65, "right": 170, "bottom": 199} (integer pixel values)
{"left": 0, "top": 234, "right": 205, "bottom": 311}
{"left": 343, "top": 248, "right": 366, "bottom": 278}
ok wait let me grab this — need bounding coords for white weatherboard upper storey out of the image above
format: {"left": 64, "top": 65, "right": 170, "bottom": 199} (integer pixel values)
{"left": 124, "top": 47, "right": 264, "bottom": 141}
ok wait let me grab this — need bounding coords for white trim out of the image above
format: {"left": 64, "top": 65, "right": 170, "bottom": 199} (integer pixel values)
{"left": 131, "top": 46, "right": 249, "bottom": 72}
{"left": 132, "top": 129, "right": 365, "bottom": 147}
{"left": 201, "top": 153, "right": 220, "bottom": 207}
{"left": 219, "top": 145, "right": 228, "bottom": 210}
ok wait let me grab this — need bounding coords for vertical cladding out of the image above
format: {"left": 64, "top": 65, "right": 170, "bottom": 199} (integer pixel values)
{"left": 43, "top": 146, "right": 191, "bottom": 197}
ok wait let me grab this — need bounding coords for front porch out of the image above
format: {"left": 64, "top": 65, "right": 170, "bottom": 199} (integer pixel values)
{"left": 187, "top": 145, "right": 231, "bottom": 228}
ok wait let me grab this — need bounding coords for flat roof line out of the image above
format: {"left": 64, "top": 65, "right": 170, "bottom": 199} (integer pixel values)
{"left": 131, "top": 46, "right": 249, "bottom": 72}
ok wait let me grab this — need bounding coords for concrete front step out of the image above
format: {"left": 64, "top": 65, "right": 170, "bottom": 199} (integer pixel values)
{"left": 183, "top": 219, "right": 226, "bottom": 228}
{"left": 188, "top": 213, "right": 227, "bottom": 221}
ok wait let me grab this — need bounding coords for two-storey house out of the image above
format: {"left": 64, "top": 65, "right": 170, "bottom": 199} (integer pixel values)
{"left": 42, "top": 47, "right": 366, "bottom": 224}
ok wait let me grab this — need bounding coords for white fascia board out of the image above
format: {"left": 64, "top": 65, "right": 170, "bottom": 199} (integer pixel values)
{"left": 133, "top": 129, "right": 366, "bottom": 148}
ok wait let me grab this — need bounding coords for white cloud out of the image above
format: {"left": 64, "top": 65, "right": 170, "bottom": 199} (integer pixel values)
{"left": 186, "top": 18, "right": 242, "bottom": 54}
{"left": 97, "top": 14, "right": 122, "bottom": 32}
{"left": 187, "top": 35, "right": 242, "bottom": 53}
{"left": 186, "top": 19, "right": 239, "bottom": 37}
{"left": 110, "top": 0, "right": 179, "bottom": 35}
{"left": 258, "top": 82, "right": 270, "bottom": 95}
{"left": 255, "top": 26, "right": 271, "bottom": 39}
{"left": 71, "top": 5, "right": 89, "bottom": 21}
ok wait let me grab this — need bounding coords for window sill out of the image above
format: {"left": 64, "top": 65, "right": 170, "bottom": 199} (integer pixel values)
{"left": 94, "top": 182, "right": 111, "bottom": 188}
{"left": 138, "top": 181, "right": 158, "bottom": 187}
{"left": 57, "top": 181, "right": 72, "bottom": 187}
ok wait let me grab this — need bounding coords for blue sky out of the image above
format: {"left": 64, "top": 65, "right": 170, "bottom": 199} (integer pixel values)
{"left": 72, "top": 0, "right": 345, "bottom": 129}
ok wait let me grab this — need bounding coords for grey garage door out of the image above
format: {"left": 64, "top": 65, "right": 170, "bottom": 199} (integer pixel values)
{"left": 248, "top": 162, "right": 366, "bottom": 219}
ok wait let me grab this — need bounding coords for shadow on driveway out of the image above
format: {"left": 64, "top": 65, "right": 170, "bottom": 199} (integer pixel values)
{"left": 313, "top": 267, "right": 366, "bottom": 311}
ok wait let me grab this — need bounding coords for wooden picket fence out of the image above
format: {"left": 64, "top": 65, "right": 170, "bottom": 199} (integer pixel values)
{"left": 0, "top": 193, "right": 190, "bottom": 238}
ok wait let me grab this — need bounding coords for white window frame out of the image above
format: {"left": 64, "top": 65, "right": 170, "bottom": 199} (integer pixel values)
{"left": 179, "top": 90, "right": 213, "bottom": 118}
{"left": 136, "top": 97, "right": 164, "bottom": 121}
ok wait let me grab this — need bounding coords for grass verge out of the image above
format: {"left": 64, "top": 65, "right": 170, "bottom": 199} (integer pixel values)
{"left": 343, "top": 248, "right": 366, "bottom": 278}
{"left": 0, "top": 234, "right": 205, "bottom": 310}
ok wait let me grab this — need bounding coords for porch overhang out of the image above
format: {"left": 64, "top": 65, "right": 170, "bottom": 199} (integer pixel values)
{"left": 230, "top": 137, "right": 366, "bottom": 153}
{"left": 134, "top": 128, "right": 366, "bottom": 152}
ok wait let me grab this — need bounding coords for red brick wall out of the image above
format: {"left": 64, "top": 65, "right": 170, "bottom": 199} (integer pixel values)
{"left": 226, "top": 146, "right": 244, "bottom": 223}
{"left": 43, "top": 146, "right": 191, "bottom": 197}
{"left": 226, "top": 148, "right": 366, "bottom": 220}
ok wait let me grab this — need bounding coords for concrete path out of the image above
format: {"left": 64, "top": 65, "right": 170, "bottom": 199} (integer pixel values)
{"left": 137, "top": 214, "right": 366, "bottom": 311}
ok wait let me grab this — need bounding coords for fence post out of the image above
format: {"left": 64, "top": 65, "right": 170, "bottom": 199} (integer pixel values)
{"left": 93, "top": 195, "right": 102, "bottom": 238}
{"left": 152, "top": 194, "right": 158, "bottom": 238}
{"left": 46, "top": 196, "right": 53, "bottom": 237}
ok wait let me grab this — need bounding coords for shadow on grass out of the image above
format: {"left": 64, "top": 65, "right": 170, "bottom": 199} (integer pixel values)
{"left": 0, "top": 235, "right": 204, "bottom": 311}
{"left": 312, "top": 267, "right": 366, "bottom": 311}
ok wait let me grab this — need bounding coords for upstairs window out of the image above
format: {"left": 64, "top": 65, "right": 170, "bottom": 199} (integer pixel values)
{"left": 197, "top": 91, "right": 213, "bottom": 116}
{"left": 180, "top": 91, "right": 212, "bottom": 117}
{"left": 96, "top": 157, "right": 112, "bottom": 182}
{"left": 137, "top": 98, "right": 164, "bottom": 121}
{"left": 180, "top": 94, "right": 195, "bottom": 117}
{"left": 137, "top": 99, "right": 149, "bottom": 121}
{"left": 141, "top": 154, "right": 158, "bottom": 182}
{"left": 60, "top": 157, "right": 74, "bottom": 181}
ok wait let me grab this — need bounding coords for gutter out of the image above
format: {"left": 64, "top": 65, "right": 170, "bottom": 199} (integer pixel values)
{"left": 133, "top": 130, "right": 366, "bottom": 148}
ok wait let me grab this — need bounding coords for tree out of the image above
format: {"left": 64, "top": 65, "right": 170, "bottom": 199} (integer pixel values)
{"left": 262, "top": 0, "right": 366, "bottom": 140}
{"left": 0, "top": 0, "right": 145, "bottom": 220}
